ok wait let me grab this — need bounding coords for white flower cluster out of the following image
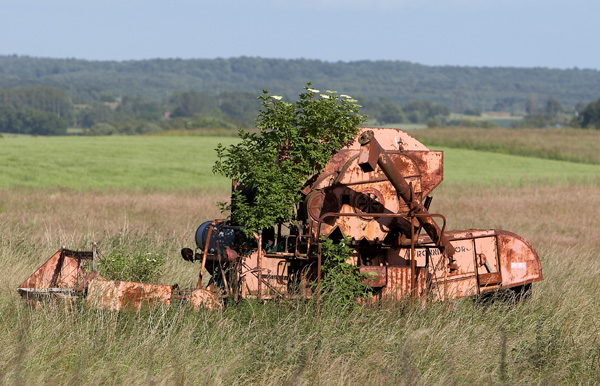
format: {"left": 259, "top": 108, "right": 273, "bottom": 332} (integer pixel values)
{"left": 271, "top": 95, "right": 283, "bottom": 100}
{"left": 340, "top": 94, "right": 358, "bottom": 103}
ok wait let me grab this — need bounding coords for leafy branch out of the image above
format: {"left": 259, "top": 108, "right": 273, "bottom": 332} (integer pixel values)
{"left": 213, "top": 83, "right": 366, "bottom": 234}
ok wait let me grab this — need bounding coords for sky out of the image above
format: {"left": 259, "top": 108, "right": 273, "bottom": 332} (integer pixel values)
{"left": 0, "top": 0, "right": 598, "bottom": 70}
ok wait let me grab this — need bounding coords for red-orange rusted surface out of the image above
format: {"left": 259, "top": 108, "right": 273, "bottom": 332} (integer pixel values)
{"left": 19, "top": 248, "right": 221, "bottom": 310}
{"left": 221, "top": 128, "right": 541, "bottom": 303}
{"left": 86, "top": 278, "right": 173, "bottom": 311}
{"left": 18, "top": 249, "right": 91, "bottom": 291}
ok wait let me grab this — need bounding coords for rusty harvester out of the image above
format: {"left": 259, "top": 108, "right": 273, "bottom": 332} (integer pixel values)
{"left": 18, "top": 128, "right": 542, "bottom": 310}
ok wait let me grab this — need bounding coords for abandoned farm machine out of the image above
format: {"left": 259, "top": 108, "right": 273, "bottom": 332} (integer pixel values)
{"left": 18, "top": 128, "right": 543, "bottom": 310}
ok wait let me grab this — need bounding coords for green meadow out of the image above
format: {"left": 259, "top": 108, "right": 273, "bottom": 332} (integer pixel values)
{"left": 0, "top": 136, "right": 237, "bottom": 190}
{"left": 413, "top": 127, "right": 600, "bottom": 164}
{"left": 440, "top": 146, "right": 600, "bottom": 187}
{"left": 1, "top": 135, "right": 599, "bottom": 190}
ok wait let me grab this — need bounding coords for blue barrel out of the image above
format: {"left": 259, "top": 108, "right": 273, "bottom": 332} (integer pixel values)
{"left": 195, "top": 221, "right": 235, "bottom": 253}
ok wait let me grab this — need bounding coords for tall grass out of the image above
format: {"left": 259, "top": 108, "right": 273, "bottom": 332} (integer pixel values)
{"left": 1, "top": 182, "right": 600, "bottom": 384}
{"left": 2, "top": 130, "right": 600, "bottom": 383}
{"left": 3, "top": 279, "right": 599, "bottom": 385}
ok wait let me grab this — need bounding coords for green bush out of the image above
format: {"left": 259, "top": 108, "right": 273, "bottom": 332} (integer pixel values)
{"left": 319, "top": 236, "right": 372, "bottom": 307}
{"left": 98, "top": 250, "right": 165, "bottom": 282}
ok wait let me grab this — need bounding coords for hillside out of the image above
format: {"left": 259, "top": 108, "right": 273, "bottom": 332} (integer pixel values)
{"left": 1, "top": 56, "right": 599, "bottom": 112}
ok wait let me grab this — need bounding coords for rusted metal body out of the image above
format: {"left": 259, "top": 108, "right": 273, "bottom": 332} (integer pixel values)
{"left": 178, "top": 127, "right": 542, "bottom": 304}
{"left": 19, "top": 127, "right": 542, "bottom": 309}
{"left": 18, "top": 247, "right": 220, "bottom": 310}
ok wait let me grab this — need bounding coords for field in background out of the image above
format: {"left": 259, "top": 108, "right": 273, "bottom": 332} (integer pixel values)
{"left": 413, "top": 127, "right": 600, "bottom": 164}
{"left": 0, "top": 136, "right": 237, "bottom": 190}
{"left": 448, "top": 112, "right": 522, "bottom": 127}
{"left": 1, "top": 129, "right": 600, "bottom": 384}
{"left": 1, "top": 135, "right": 599, "bottom": 190}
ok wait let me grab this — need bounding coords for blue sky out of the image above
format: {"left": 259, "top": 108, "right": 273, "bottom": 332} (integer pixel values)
{"left": 1, "top": 0, "right": 598, "bottom": 69}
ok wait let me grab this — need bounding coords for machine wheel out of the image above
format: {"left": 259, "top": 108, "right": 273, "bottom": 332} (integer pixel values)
{"left": 509, "top": 283, "right": 532, "bottom": 301}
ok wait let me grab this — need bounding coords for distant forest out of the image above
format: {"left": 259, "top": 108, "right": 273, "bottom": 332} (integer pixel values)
{"left": 1, "top": 55, "right": 599, "bottom": 135}
{"left": 1, "top": 55, "right": 599, "bottom": 111}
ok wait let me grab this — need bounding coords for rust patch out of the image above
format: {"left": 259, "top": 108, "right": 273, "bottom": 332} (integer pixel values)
{"left": 360, "top": 266, "right": 387, "bottom": 287}
{"left": 189, "top": 289, "right": 222, "bottom": 310}
{"left": 87, "top": 278, "right": 173, "bottom": 311}
{"left": 478, "top": 272, "right": 502, "bottom": 286}
{"left": 381, "top": 266, "right": 428, "bottom": 300}
{"left": 18, "top": 249, "right": 87, "bottom": 290}
{"left": 496, "top": 231, "right": 543, "bottom": 288}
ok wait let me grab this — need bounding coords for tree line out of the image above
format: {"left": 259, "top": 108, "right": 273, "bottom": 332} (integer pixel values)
{"left": 1, "top": 55, "right": 599, "bottom": 114}
{"left": 0, "top": 85, "right": 457, "bottom": 135}
{"left": 0, "top": 86, "right": 72, "bottom": 135}
{"left": 1, "top": 85, "right": 599, "bottom": 136}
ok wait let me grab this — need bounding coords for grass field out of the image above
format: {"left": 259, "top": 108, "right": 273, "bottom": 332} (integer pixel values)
{"left": 413, "top": 127, "right": 600, "bottom": 164}
{"left": 2, "top": 135, "right": 599, "bottom": 190}
{"left": 0, "top": 136, "right": 237, "bottom": 190}
{"left": 1, "top": 130, "right": 600, "bottom": 384}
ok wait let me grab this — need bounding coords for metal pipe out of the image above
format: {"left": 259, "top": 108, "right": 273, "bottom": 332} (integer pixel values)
{"left": 410, "top": 216, "right": 416, "bottom": 299}
{"left": 198, "top": 223, "right": 214, "bottom": 290}
{"left": 358, "top": 130, "right": 456, "bottom": 260}
{"left": 317, "top": 241, "right": 322, "bottom": 314}
{"left": 216, "top": 241, "right": 230, "bottom": 297}
{"left": 257, "top": 230, "right": 263, "bottom": 301}
{"left": 92, "top": 242, "right": 98, "bottom": 273}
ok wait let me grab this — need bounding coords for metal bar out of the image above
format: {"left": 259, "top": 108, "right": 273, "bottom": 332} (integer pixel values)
{"left": 317, "top": 241, "right": 322, "bottom": 314}
{"left": 50, "top": 249, "right": 66, "bottom": 288}
{"left": 257, "top": 230, "right": 263, "bottom": 301}
{"left": 410, "top": 216, "right": 416, "bottom": 299}
{"left": 92, "top": 242, "right": 98, "bottom": 273}
{"left": 234, "top": 261, "right": 240, "bottom": 302}
{"left": 17, "top": 287, "right": 76, "bottom": 294}
{"left": 198, "top": 223, "right": 214, "bottom": 290}
{"left": 216, "top": 241, "right": 230, "bottom": 297}
{"left": 358, "top": 130, "right": 455, "bottom": 259}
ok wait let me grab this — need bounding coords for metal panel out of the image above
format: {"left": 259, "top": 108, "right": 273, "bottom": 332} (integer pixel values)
{"left": 497, "top": 231, "right": 543, "bottom": 287}
{"left": 87, "top": 278, "right": 173, "bottom": 311}
{"left": 381, "top": 266, "right": 428, "bottom": 300}
{"left": 360, "top": 266, "right": 387, "bottom": 287}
